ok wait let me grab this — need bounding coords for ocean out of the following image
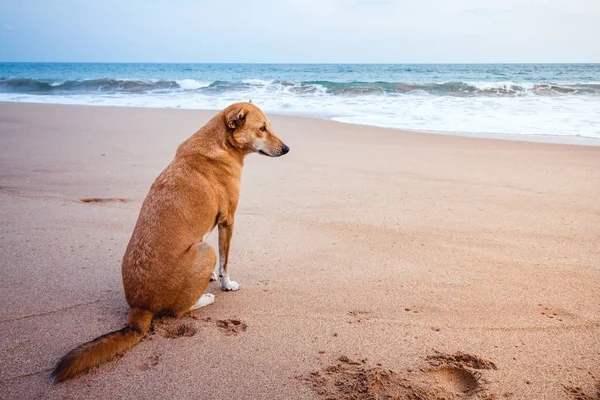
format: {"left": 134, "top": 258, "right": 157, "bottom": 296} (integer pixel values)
{"left": 1, "top": 63, "right": 599, "bottom": 143}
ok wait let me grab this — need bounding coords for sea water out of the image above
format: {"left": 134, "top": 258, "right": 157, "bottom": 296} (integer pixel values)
{"left": 1, "top": 63, "right": 599, "bottom": 143}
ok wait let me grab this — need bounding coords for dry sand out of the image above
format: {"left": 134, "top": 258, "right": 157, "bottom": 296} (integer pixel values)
{"left": 0, "top": 102, "right": 599, "bottom": 399}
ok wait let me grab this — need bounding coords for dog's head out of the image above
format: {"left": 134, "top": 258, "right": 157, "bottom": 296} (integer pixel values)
{"left": 224, "top": 102, "right": 289, "bottom": 157}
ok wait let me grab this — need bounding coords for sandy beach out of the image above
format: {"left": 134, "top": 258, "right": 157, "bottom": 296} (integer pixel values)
{"left": 0, "top": 102, "right": 599, "bottom": 399}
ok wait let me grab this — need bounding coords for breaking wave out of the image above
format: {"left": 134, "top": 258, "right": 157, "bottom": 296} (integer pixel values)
{"left": 2, "top": 77, "right": 599, "bottom": 97}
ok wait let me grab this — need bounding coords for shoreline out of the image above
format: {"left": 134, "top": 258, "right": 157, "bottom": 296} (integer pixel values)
{"left": 1, "top": 102, "right": 599, "bottom": 399}
{"left": 1, "top": 100, "right": 599, "bottom": 147}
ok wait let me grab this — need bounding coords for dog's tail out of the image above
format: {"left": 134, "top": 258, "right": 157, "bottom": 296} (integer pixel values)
{"left": 49, "top": 308, "right": 153, "bottom": 383}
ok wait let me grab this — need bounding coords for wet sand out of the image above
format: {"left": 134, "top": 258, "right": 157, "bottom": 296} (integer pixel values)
{"left": 0, "top": 102, "right": 599, "bottom": 399}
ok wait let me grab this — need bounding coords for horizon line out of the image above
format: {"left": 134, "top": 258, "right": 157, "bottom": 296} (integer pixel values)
{"left": 1, "top": 61, "right": 600, "bottom": 65}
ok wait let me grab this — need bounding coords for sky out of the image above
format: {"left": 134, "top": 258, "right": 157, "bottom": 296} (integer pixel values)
{"left": 1, "top": 0, "right": 599, "bottom": 63}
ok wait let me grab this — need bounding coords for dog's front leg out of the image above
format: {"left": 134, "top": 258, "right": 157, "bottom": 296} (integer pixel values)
{"left": 218, "top": 219, "right": 239, "bottom": 291}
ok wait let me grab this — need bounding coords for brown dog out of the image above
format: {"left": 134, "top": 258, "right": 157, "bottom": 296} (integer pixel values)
{"left": 50, "top": 102, "right": 289, "bottom": 382}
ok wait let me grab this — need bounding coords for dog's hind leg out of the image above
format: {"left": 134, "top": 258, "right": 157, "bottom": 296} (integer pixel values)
{"left": 171, "top": 242, "right": 217, "bottom": 317}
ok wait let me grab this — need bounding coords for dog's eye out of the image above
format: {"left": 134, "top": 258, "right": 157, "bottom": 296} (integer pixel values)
{"left": 259, "top": 126, "right": 267, "bottom": 132}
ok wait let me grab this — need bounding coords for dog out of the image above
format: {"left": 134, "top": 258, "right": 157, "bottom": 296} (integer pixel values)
{"left": 50, "top": 102, "right": 289, "bottom": 382}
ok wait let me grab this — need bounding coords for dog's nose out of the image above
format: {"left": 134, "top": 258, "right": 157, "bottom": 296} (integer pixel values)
{"left": 281, "top": 144, "right": 290, "bottom": 155}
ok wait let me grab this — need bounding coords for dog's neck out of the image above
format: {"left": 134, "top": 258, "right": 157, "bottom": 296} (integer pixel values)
{"left": 176, "top": 119, "right": 245, "bottom": 172}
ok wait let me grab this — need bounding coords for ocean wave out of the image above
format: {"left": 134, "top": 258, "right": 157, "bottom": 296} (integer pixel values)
{"left": 0, "top": 78, "right": 205, "bottom": 93}
{"left": 1, "top": 77, "right": 599, "bottom": 97}
{"left": 2, "top": 89, "right": 599, "bottom": 141}
{"left": 241, "top": 78, "right": 274, "bottom": 85}
{"left": 175, "top": 79, "right": 211, "bottom": 90}
{"left": 303, "top": 80, "right": 600, "bottom": 96}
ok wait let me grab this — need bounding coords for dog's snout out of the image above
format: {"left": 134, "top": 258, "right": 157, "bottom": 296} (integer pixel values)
{"left": 281, "top": 144, "right": 290, "bottom": 155}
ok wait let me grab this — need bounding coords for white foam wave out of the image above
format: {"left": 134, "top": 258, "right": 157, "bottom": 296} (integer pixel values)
{"left": 466, "top": 81, "right": 536, "bottom": 92}
{"left": 331, "top": 95, "right": 600, "bottom": 140}
{"left": 175, "top": 79, "right": 210, "bottom": 90}
{"left": 1, "top": 88, "right": 599, "bottom": 143}
{"left": 241, "top": 79, "right": 274, "bottom": 86}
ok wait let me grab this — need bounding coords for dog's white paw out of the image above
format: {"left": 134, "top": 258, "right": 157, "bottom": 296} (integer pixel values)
{"left": 221, "top": 278, "right": 240, "bottom": 291}
{"left": 191, "top": 293, "right": 215, "bottom": 310}
{"left": 210, "top": 271, "right": 219, "bottom": 281}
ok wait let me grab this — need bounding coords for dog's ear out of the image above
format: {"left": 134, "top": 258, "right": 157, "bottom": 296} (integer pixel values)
{"left": 226, "top": 107, "right": 247, "bottom": 129}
